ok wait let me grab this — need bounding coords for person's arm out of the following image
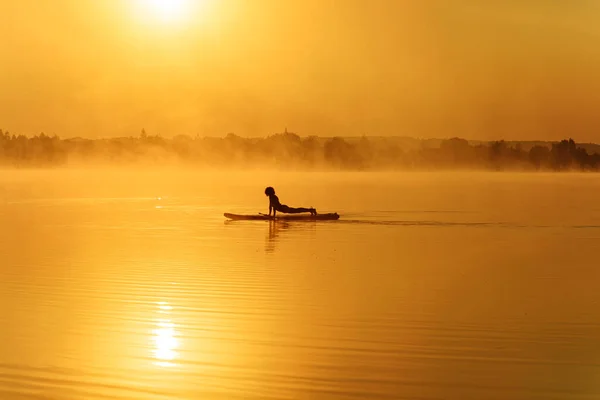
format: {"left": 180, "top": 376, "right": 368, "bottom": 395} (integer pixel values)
{"left": 268, "top": 203, "right": 272, "bottom": 216}
{"left": 272, "top": 197, "right": 278, "bottom": 217}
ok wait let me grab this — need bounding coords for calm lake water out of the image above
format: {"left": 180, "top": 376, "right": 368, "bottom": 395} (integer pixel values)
{"left": 1, "top": 170, "right": 599, "bottom": 400}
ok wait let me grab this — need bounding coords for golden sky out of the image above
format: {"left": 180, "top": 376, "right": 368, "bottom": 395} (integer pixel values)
{"left": 1, "top": 0, "right": 600, "bottom": 141}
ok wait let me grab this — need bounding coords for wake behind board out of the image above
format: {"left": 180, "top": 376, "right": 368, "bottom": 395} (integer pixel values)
{"left": 224, "top": 213, "right": 339, "bottom": 221}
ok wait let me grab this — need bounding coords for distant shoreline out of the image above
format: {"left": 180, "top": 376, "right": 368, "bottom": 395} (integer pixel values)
{"left": 1, "top": 130, "right": 599, "bottom": 171}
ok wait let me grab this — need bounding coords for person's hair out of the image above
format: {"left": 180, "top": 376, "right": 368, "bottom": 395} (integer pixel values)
{"left": 264, "top": 187, "right": 275, "bottom": 196}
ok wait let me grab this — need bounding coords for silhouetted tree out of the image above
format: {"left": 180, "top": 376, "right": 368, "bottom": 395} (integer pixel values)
{"left": 529, "top": 145, "right": 550, "bottom": 170}
{"left": 324, "top": 137, "right": 363, "bottom": 169}
{"left": 550, "top": 139, "right": 577, "bottom": 170}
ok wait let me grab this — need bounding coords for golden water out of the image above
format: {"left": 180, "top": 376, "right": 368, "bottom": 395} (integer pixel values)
{"left": 1, "top": 170, "right": 599, "bottom": 399}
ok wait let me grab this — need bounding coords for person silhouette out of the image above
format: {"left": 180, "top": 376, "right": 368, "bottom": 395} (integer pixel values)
{"left": 264, "top": 187, "right": 317, "bottom": 217}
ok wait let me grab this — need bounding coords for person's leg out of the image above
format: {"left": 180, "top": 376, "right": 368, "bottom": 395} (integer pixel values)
{"left": 286, "top": 207, "right": 310, "bottom": 214}
{"left": 281, "top": 206, "right": 317, "bottom": 215}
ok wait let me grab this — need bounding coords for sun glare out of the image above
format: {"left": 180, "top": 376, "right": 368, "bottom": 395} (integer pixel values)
{"left": 135, "top": 0, "right": 191, "bottom": 23}
{"left": 152, "top": 302, "right": 179, "bottom": 368}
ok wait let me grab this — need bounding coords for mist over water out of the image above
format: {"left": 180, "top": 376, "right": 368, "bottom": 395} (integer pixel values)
{"left": 1, "top": 170, "right": 600, "bottom": 399}
{"left": 2, "top": 131, "right": 600, "bottom": 171}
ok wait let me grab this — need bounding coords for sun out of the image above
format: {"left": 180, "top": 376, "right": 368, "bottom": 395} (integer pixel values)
{"left": 135, "top": 0, "right": 191, "bottom": 23}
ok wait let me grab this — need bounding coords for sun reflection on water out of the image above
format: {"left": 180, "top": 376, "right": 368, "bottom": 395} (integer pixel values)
{"left": 152, "top": 301, "right": 179, "bottom": 367}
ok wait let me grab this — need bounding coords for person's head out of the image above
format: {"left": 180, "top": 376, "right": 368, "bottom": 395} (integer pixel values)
{"left": 264, "top": 186, "right": 275, "bottom": 196}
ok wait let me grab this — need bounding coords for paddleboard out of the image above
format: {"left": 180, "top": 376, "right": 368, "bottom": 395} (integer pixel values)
{"left": 224, "top": 213, "right": 339, "bottom": 221}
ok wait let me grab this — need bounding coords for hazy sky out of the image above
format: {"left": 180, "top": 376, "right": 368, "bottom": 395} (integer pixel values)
{"left": 1, "top": 0, "right": 600, "bottom": 141}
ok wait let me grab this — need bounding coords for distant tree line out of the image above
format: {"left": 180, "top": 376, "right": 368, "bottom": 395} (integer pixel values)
{"left": 1, "top": 129, "right": 599, "bottom": 171}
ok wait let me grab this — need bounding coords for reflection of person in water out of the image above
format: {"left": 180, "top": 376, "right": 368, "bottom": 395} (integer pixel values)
{"left": 265, "top": 218, "right": 316, "bottom": 254}
{"left": 266, "top": 220, "right": 286, "bottom": 253}
{"left": 265, "top": 187, "right": 316, "bottom": 217}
